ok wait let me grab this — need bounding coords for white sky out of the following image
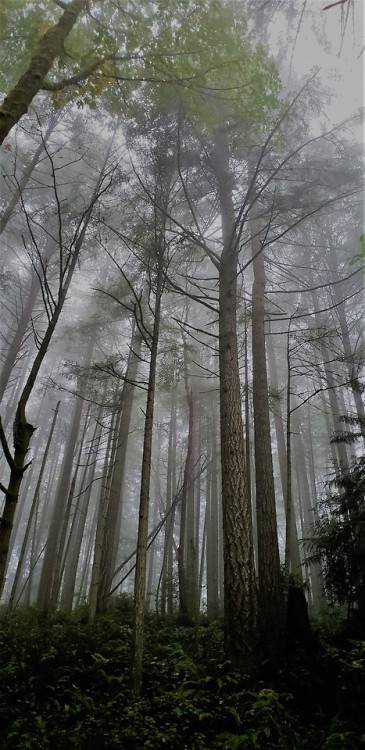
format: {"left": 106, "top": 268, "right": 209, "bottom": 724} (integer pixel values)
{"left": 269, "top": 0, "right": 364, "bottom": 134}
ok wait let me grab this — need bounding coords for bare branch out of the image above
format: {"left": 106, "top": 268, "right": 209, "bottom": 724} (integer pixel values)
{"left": 0, "top": 418, "right": 15, "bottom": 471}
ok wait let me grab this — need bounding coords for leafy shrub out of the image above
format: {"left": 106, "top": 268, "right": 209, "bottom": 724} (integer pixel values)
{"left": 0, "top": 605, "right": 363, "bottom": 748}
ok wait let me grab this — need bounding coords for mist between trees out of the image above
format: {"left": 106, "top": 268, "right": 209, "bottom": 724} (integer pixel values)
{"left": 0, "top": 0, "right": 364, "bottom": 703}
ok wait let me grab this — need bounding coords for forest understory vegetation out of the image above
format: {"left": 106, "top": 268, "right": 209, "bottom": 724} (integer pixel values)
{"left": 0, "top": 597, "right": 364, "bottom": 749}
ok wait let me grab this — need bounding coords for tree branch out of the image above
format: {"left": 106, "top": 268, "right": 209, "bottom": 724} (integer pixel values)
{"left": 0, "top": 418, "right": 15, "bottom": 471}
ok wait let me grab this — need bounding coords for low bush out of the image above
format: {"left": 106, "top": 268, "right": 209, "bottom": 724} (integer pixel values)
{"left": 0, "top": 604, "right": 363, "bottom": 748}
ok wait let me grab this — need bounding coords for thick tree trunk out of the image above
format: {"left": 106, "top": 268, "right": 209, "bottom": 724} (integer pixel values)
{"left": 0, "top": 0, "right": 87, "bottom": 144}
{"left": 213, "top": 129, "right": 257, "bottom": 664}
{"left": 250, "top": 215, "right": 283, "bottom": 650}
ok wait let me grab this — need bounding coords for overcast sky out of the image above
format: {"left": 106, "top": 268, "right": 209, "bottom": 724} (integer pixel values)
{"left": 269, "top": 0, "right": 364, "bottom": 135}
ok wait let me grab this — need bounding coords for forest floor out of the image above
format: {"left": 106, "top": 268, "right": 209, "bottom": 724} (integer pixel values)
{"left": 0, "top": 598, "right": 364, "bottom": 749}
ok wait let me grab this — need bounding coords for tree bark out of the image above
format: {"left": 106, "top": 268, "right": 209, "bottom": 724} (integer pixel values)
{"left": 131, "top": 261, "right": 163, "bottom": 696}
{"left": 95, "top": 324, "right": 142, "bottom": 613}
{"left": 0, "top": 0, "right": 87, "bottom": 144}
{"left": 8, "top": 400, "right": 60, "bottom": 610}
{"left": 213, "top": 129, "right": 257, "bottom": 664}
{"left": 250, "top": 214, "right": 283, "bottom": 650}
{"left": 37, "top": 358, "right": 91, "bottom": 611}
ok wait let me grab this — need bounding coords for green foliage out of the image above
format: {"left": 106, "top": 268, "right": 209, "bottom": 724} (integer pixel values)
{"left": 305, "top": 456, "right": 365, "bottom": 616}
{"left": 0, "top": 605, "right": 363, "bottom": 749}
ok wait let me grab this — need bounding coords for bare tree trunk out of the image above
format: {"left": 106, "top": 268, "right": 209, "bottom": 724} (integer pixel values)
{"left": 310, "top": 285, "right": 350, "bottom": 471}
{"left": 213, "top": 128, "right": 257, "bottom": 664}
{"left": 131, "top": 258, "right": 164, "bottom": 696}
{"left": 250, "top": 215, "right": 283, "bottom": 650}
{"left": 178, "top": 339, "right": 198, "bottom": 620}
{"left": 37, "top": 354, "right": 92, "bottom": 611}
{"left": 8, "top": 400, "right": 60, "bottom": 610}
{"left": 0, "top": 274, "right": 40, "bottom": 403}
{"left": 160, "top": 389, "right": 177, "bottom": 615}
{"left": 206, "top": 395, "right": 220, "bottom": 620}
{"left": 89, "top": 406, "right": 120, "bottom": 622}
{"left": 60, "top": 410, "right": 102, "bottom": 612}
{"left": 284, "top": 330, "right": 292, "bottom": 580}
{"left": 266, "top": 328, "right": 302, "bottom": 574}
{"left": 292, "top": 410, "right": 325, "bottom": 608}
{"left": 96, "top": 324, "right": 142, "bottom": 612}
{"left": 177, "top": 377, "right": 195, "bottom": 618}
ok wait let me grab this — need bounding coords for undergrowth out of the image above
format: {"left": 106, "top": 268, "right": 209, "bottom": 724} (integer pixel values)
{"left": 0, "top": 598, "right": 364, "bottom": 749}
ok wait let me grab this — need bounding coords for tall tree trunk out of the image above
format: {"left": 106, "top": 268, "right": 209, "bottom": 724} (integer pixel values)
{"left": 178, "top": 339, "right": 198, "bottom": 620}
{"left": 213, "top": 129, "right": 257, "bottom": 664}
{"left": 160, "top": 389, "right": 177, "bottom": 615}
{"left": 310, "top": 285, "right": 349, "bottom": 471}
{"left": 292, "top": 410, "right": 325, "bottom": 607}
{"left": 52, "top": 403, "right": 92, "bottom": 606}
{"left": 250, "top": 214, "right": 283, "bottom": 650}
{"left": 8, "top": 400, "right": 60, "bottom": 610}
{"left": 177, "top": 379, "right": 195, "bottom": 618}
{"left": 60, "top": 410, "right": 102, "bottom": 612}
{"left": 131, "top": 260, "right": 163, "bottom": 696}
{"left": 96, "top": 324, "right": 142, "bottom": 612}
{"left": 206, "top": 395, "right": 220, "bottom": 620}
{"left": 0, "top": 273, "right": 40, "bottom": 403}
{"left": 89, "top": 404, "right": 120, "bottom": 622}
{"left": 36, "top": 364, "right": 91, "bottom": 611}
{"left": 266, "top": 328, "right": 302, "bottom": 574}
{"left": 0, "top": 0, "right": 87, "bottom": 144}
{"left": 332, "top": 283, "right": 365, "bottom": 439}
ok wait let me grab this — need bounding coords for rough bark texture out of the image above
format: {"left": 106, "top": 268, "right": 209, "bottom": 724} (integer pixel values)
{"left": 250, "top": 215, "right": 283, "bottom": 650}
{"left": 214, "top": 129, "right": 257, "bottom": 665}
{"left": 0, "top": 0, "right": 87, "bottom": 144}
